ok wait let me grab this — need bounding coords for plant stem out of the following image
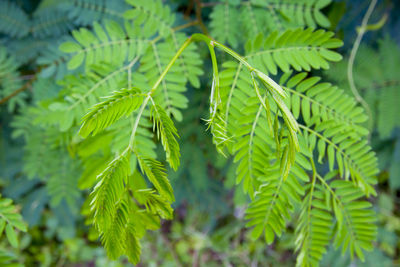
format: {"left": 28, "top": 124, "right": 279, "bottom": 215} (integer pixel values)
{"left": 172, "top": 20, "right": 199, "bottom": 32}
{"left": 191, "top": 34, "right": 253, "bottom": 70}
{"left": 127, "top": 33, "right": 264, "bottom": 150}
{"left": 128, "top": 94, "right": 151, "bottom": 150}
{"left": 347, "top": 0, "right": 377, "bottom": 134}
{"left": 150, "top": 33, "right": 255, "bottom": 95}
{"left": 0, "top": 77, "right": 35, "bottom": 105}
{"left": 193, "top": 0, "right": 209, "bottom": 35}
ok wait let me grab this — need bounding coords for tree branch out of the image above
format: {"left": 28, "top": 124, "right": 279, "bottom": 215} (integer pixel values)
{"left": 194, "top": 0, "right": 209, "bottom": 35}
{"left": 0, "top": 77, "right": 35, "bottom": 105}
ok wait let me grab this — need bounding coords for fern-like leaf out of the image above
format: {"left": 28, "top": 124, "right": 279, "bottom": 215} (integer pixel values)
{"left": 249, "top": 0, "right": 331, "bottom": 29}
{"left": 209, "top": 2, "right": 241, "bottom": 48}
{"left": 136, "top": 154, "right": 174, "bottom": 203}
{"left": 331, "top": 179, "right": 377, "bottom": 261}
{"left": 59, "top": 0, "right": 128, "bottom": 25}
{"left": 60, "top": 20, "right": 149, "bottom": 70}
{"left": 295, "top": 183, "right": 333, "bottom": 266}
{"left": 0, "top": 0, "right": 30, "bottom": 38}
{"left": 245, "top": 163, "right": 304, "bottom": 243}
{"left": 0, "top": 46, "right": 24, "bottom": 112}
{"left": 150, "top": 103, "right": 180, "bottom": 170}
{"left": 0, "top": 195, "right": 27, "bottom": 248}
{"left": 100, "top": 198, "right": 129, "bottom": 260}
{"left": 31, "top": 7, "right": 74, "bottom": 38}
{"left": 90, "top": 155, "right": 129, "bottom": 230}
{"left": 134, "top": 189, "right": 173, "bottom": 219}
{"left": 210, "top": 0, "right": 332, "bottom": 47}
{"left": 46, "top": 154, "right": 81, "bottom": 208}
{"left": 245, "top": 28, "right": 343, "bottom": 75}
{"left": 79, "top": 87, "right": 145, "bottom": 138}
{"left": 125, "top": 222, "right": 141, "bottom": 265}
{"left": 280, "top": 73, "right": 379, "bottom": 196}
{"left": 124, "top": 0, "right": 175, "bottom": 38}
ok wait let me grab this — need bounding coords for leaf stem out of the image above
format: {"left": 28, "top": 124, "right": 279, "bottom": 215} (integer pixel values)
{"left": 0, "top": 76, "right": 35, "bottom": 105}
{"left": 127, "top": 33, "right": 285, "bottom": 156}
{"left": 347, "top": 0, "right": 377, "bottom": 134}
{"left": 193, "top": 0, "right": 209, "bottom": 35}
{"left": 128, "top": 94, "right": 151, "bottom": 150}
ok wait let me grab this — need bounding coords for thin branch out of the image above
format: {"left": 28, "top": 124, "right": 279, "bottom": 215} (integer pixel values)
{"left": 184, "top": 0, "right": 195, "bottom": 18}
{"left": 15, "top": 74, "right": 36, "bottom": 81}
{"left": 201, "top": 2, "right": 222, "bottom": 8}
{"left": 360, "top": 80, "right": 400, "bottom": 91}
{"left": 0, "top": 77, "right": 35, "bottom": 105}
{"left": 193, "top": 0, "right": 209, "bottom": 35}
{"left": 172, "top": 20, "right": 199, "bottom": 32}
{"left": 347, "top": 0, "right": 378, "bottom": 134}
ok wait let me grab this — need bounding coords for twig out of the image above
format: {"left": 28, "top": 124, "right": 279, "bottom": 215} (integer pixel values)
{"left": 184, "top": 0, "right": 195, "bottom": 18}
{"left": 347, "top": 0, "right": 378, "bottom": 134}
{"left": 172, "top": 20, "right": 199, "bottom": 32}
{"left": 0, "top": 77, "right": 35, "bottom": 105}
{"left": 201, "top": 2, "right": 222, "bottom": 8}
{"left": 14, "top": 74, "right": 36, "bottom": 81}
{"left": 194, "top": 0, "right": 209, "bottom": 35}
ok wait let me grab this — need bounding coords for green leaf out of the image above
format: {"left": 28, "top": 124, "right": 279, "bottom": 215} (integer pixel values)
{"left": 79, "top": 88, "right": 145, "bottom": 138}
{"left": 59, "top": 41, "right": 81, "bottom": 53}
{"left": 327, "top": 144, "right": 335, "bottom": 171}
{"left": 5, "top": 225, "right": 18, "bottom": 248}
{"left": 150, "top": 104, "right": 180, "bottom": 170}
{"left": 125, "top": 224, "right": 141, "bottom": 265}
{"left": 317, "top": 139, "right": 326, "bottom": 163}
{"left": 0, "top": 219, "right": 5, "bottom": 236}
{"left": 136, "top": 155, "right": 174, "bottom": 202}
{"left": 90, "top": 155, "right": 130, "bottom": 230}
{"left": 320, "top": 48, "right": 342, "bottom": 62}
{"left": 67, "top": 53, "right": 85, "bottom": 70}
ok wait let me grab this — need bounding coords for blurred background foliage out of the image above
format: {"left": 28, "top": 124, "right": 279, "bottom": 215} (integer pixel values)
{"left": 0, "top": 0, "right": 399, "bottom": 266}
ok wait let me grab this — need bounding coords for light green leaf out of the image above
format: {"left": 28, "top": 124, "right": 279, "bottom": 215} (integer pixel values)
{"left": 5, "top": 225, "right": 18, "bottom": 248}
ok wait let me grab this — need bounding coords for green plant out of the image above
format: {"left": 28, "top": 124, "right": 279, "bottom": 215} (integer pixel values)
{"left": 0, "top": 0, "right": 387, "bottom": 266}
{"left": 0, "top": 195, "right": 27, "bottom": 248}
{"left": 325, "top": 36, "right": 400, "bottom": 187}
{"left": 52, "top": 1, "right": 376, "bottom": 265}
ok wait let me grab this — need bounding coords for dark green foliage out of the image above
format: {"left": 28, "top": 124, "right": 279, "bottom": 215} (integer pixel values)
{"left": 325, "top": 36, "right": 400, "bottom": 194}
{"left": 0, "top": 46, "right": 24, "bottom": 112}
{"left": 59, "top": 20, "right": 149, "bottom": 70}
{"left": 0, "top": 1, "right": 30, "bottom": 38}
{"left": 326, "top": 37, "right": 400, "bottom": 139}
{"left": 59, "top": 0, "right": 128, "bottom": 26}
{"left": 31, "top": 5, "right": 74, "bottom": 38}
{"left": 209, "top": 0, "right": 332, "bottom": 48}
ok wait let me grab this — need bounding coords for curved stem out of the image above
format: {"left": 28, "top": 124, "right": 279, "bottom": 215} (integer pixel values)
{"left": 127, "top": 33, "right": 283, "bottom": 153}
{"left": 347, "top": 0, "right": 377, "bottom": 135}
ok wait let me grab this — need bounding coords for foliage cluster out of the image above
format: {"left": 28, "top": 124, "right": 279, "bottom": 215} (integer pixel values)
{"left": 0, "top": 0, "right": 399, "bottom": 266}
